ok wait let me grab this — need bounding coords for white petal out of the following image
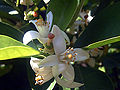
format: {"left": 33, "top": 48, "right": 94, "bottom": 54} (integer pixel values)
{"left": 88, "top": 11, "right": 93, "bottom": 22}
{"left": 29, "top": 20, "right": 38, "bottom": 30}
{"left": 39, "top": 55, "right": 58, "bottom": 68}
{"left": 52, "top": 25, "right": 66, "bottom": 55}
{"left": 34, "top": 67, "right": 52, "bottom": 75}
{"left": 30, "top": 57, "right": 40, "bottom": 70}
{"left": 37, "top": 26, "right": 49, "bottom": 38}
{"left": 47, "top": 11, "right": 53, "bottom": 30}
{"left": 52, "top": 63, "right": 68, "bottom": 77}
{"left": 79, "top": 11, "right": 86, "bottom": 20}
{"left": 42, "top": 72, "right": 53, "bottom": 84}
{"left": 43, "top": 0, "right": 50, "bottom": 4}
{"left": 35, "top": 67, "right": 53, "bottom": 84}
{"left": 29, "top": 20, "right": 49, "bottom": 38}
{"left": 30, "top": 57, "right": 53, "bottom": 84}
{"left": 62, "top": 64, "right": 74, "bottom": 82}
{"left": 55, "top": 76, "right": 84, "bottom": 88}
{"left": 23, "top": 30, "right": 40, "bottom": 44}
{"left": 75, "top": 48, "right": 89, "bottom": 61}
{"left": 61, "top": 30, "right": 70, "bottom": 45}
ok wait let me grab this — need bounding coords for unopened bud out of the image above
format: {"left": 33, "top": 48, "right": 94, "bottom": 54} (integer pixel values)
{"left": 48, "top": 33, "right": 55, "bottom": 39}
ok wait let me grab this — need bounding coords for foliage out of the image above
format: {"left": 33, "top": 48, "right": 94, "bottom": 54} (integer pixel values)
{"left": 0, "top": 0, "right": 120, "bottom": 90}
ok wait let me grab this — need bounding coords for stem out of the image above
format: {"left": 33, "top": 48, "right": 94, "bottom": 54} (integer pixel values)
{"left": 16, "top": 0, "right": 20, "bottom": 7}
{"left": 69, "top": 0, "right": 86, "bottom": 27}
{"left": 4, "top": 0, "right": 23, "bottom": 17}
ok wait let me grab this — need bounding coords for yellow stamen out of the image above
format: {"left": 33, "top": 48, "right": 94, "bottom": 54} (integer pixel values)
{"left": 71, "top": 48, "right": 74, "bottom": 51}
{"left": 35, "top": 73, "right": 44, "bottom": 85}
{"left": 38, "top": 48, "right": 42, "bottom": 51}
{"left": 67, "top": 54, "right": 72, "bottom": 59}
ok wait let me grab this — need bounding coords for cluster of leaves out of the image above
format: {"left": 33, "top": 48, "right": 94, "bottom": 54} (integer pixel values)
{"left": 0, "top": 0, "right": 120, "bottom": 90}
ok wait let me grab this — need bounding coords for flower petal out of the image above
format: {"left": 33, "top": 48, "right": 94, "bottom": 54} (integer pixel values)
{"left": 42, "top": 72, "right": 53, "bottom": 84}
{"left": 34, "top": 67, "right": 52, "bottom": 75}
{"left": 47, "top": 11, "right": 53, "bottom": 31}
{"left": 39, "top": 55, "right": 58, "bottom": 68}
{"left": 29, "top": 19, "right": 49, "bottom": 38}
{"left": 52, "top": 63, "right": 68, "bottom": 77}
{"left": 30, "top": 57, "right": 52, "bottom": 74}
{"left": 52, "top": 25, "right": 66, "bottom": 55}
{"left": 29, "top": 20, "right": 38, "bottom": 30}
{"left": 79, "top": 11, "right": 86, "bottom": 20}
{"left": 35, "top": 67, "right": 53, "bottom": 84}
{"left": 55, "top": 76, "right": 84, "bottom": 88}
{"left": 62, "top": 64, "right": 74, "bottom": 82}
{"left": 30, "top": 57, "right": 40, "bottom": 70}
{"left": 75, "top": 48, "right": 89, "bottom": 61}
{"left": 23, "top": 30, "right": 40, "bottom": 44}
{"left": 43, "top": 0, "right": 50, "bottom": 4}
{"left": 61, "top": 30, "right": 70, "bottom": 45}
{"left": 30, "top": 57, "right": 53, "bottom": 84}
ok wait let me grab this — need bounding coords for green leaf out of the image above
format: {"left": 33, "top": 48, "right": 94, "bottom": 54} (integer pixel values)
{"left": 0, "top": 35, "right": 39, "bottom": 60}
{"left": 75, "top": 2, "right": 120, "bottom": 48}
{"left": 47, "top": 0, "right": 80, "bottom": 31}
{"left": 0, "top": 64, "right": 13, "bottom": 77}
{"left": 102, "top": 53, "right": 120, "bottom": 69}
{"left": 86, "top": 36, "right": 120, "bottom": 49}
{"left": 74, "top": 65, "right": 114, "bottom": 90}
{"left": 0, "top": 22, "right": 23, "bottom": 41}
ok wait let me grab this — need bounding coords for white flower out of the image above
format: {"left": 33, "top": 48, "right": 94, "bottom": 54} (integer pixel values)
{"left": 20, "top": 0, "right": 33, "bottom": 5}
{"left": 79, "top": 10, "right": 93, "bottom": 23}
{"left": 30, "top": 26, "right": 89, "bottom": 88}
{"left": 23, "top": 11, "right": 70, "bottom": 46}
{"left": 30, "top": 57, "right": 53, "bottom": 85}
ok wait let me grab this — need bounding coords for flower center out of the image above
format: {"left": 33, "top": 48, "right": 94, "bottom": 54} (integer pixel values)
{"left": 35, "top": 73, "right": 44, "bottom": 85}
{"left": 61, "top": 47, "right": 77, "bottom": 64}
{"left": 35, "top": 19, "right": 49, "bottom": 27}
{"left": 35, "top": 19, "right": 50, "bottom": 38}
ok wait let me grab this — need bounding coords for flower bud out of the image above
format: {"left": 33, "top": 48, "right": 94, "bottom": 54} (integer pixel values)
{"left": 33, "top": 12, "right": 38, "bottom": 17}
{"left": 48, "top": 33, "right": 55, "bottom": 39}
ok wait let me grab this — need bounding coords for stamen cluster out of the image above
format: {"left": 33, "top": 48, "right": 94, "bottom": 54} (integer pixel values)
{"left": 35, "top": 73, "right": 44, "bottom": 85}
{"left": 35, "top": 19, "right": 49, "bottom": 28}
{"left": 61, "top": 47, "right": 77, "bottom": 64}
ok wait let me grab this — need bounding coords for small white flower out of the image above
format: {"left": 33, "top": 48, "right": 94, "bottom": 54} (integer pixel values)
{"left": 30, "top": 57, "right": 53, "bottom": 85}
{"left": 79, "top": 10, "right": 93, "bottom": 23}
{"left": 23, "top": 11, "right": 70, "bottom": 46}
{"left": 30, "top": 27, "right": 89, "bottom": 88}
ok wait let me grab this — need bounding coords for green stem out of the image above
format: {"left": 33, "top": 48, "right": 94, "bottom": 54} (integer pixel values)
{"left": 4, "top": 0, "right": 23, "bottom": 17}
{"left": 69, "top": 0, "right": 86, "bottom": 27}
{"left": 16, "top": 0, "right": 20, "bottom": 7}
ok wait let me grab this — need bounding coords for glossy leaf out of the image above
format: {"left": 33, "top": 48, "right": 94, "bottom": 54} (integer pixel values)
{"left": 0, "top": 64, "right": 13, "bottom": 77}
{"left": 102, "top": 53, "right": 120, "bottom": 69}
{"left": 0, "top": 22, "right": 23, "bottom": 41}
{"left": 86, "top": 36, "right": 120, "bottom": 49}
{"left": 0, "top": 35, "right": 39, "bottom": 60}
{"left": 74, "top": 65, "right": 114, "bottom": 90}
{"left": 47, "top": 0, "right": 79, "bottom": 31}
{"left": 75, "top": 2, "right": 120, "bottom": 48}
